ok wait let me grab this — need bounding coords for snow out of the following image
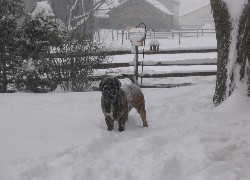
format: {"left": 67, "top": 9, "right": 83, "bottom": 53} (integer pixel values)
{"left": 1, "top": 79, "right": 250, "bottom": 179}
{"left": 31, "top": 1, "right": 54, "bottom": 19}
{"left": 2, "top": 7, "right": 250, "bottom": 178}
{"left": 149, "top": 39, "right": 160, "bottom": 46}
{"left": 202, "top": 23, "right": 215, "bottom": 29}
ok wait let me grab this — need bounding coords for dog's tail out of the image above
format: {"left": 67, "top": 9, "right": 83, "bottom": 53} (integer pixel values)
{"left": 122, "top": 74, "right": 136, "bottom": 84}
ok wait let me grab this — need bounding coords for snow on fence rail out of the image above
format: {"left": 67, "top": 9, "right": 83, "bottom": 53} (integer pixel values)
{"left": 92, "top": 58, "right": 217, "bottom": 69}
{"left": 48, "top": 48, "right": 217, "bottom": 57}
{"left": 90, "top": 58, "right": 217, "bottom": 83}
{"left": 90, "top": 71, "right": 217, "bottom": 82}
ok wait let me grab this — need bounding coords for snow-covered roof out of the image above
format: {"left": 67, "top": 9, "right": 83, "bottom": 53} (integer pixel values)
{"left": 179, "top": 0, "right": 210, "bottom": 16}
{"left": 31, "top": 1, "right": 54, "bottom": 18}
{"left": 95, "top": 0, "right": 173, "bottom": 18}
{"left": 145, "top": 0, "right": 173, "bottom": 15}
{"left": 94, "top": 0, "right": 117, "bottom": 18}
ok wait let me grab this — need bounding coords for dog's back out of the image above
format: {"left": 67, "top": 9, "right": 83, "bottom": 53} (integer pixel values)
{"left": 122, "top": 74, "right": 136, "bottom": 84}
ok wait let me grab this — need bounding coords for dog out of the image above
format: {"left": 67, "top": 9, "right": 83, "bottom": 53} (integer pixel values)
{"left": 99, "top": 75, "right": 148, "bottom": 132}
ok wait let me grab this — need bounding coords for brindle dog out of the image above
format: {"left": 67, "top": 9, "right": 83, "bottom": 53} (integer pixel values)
{"left": 99, "top": 76, "right": 148, "bottom": 132}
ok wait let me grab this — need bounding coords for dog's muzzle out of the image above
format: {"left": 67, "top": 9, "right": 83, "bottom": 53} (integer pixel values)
{"left": 103, "top": 85, "right": 117, "bottom": 101}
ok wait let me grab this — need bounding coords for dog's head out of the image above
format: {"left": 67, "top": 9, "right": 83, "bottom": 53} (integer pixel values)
{"left": 99, "top": 77, "right": 121, "bottom": 101}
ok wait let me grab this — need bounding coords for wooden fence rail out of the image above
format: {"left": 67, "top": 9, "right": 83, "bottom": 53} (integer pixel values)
{"left": 90, "top": 71, "right": 217, "bottom": 81}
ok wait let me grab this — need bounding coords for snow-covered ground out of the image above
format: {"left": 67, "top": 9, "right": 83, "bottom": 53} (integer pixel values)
{"left": 2, "top": 29, "right": 250, "bottom": 179}
{"left": 1, "top": 78, "right": 250, "bottom": 179}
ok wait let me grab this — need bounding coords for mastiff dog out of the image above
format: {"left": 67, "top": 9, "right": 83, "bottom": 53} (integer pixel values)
{"left": 99, "top": 76, "right": 148, "bottom": 132}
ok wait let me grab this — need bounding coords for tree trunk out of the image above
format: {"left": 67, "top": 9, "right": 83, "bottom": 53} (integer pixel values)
{"left": 211, "top": 0, "right": 250, "bottom": 105}
{"left": 237, "top": 2, "right": 250, "bottom": 96}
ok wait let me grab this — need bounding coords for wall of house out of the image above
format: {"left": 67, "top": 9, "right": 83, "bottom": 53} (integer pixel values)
{"left": 108, "top": 1, "right": 173, "bottom": 31}
{"left": 158, "top": 0, "right": 180, "bottom": 30}
{"left": 22, "top": 0, "right": 38, "bottom": 13}
{"left": 180, "top": 5, "right": 214, "bottom": 27}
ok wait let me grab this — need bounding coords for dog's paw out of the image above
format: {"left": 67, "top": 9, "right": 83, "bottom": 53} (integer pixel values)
{"left": 118, "top": 127, "right": 125, "bottom": 132}
{"left": 143, "top": 122, "right": 148, "bottom": 127}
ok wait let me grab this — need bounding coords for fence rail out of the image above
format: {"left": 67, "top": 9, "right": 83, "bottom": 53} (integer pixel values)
{"left": 90, "top": 71, "right": 217, "bottom": 81}
{"left": 93, "top": 59, "right": 217, "bottom": 69}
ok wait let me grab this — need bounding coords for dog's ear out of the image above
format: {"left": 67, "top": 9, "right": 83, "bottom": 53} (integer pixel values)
{"left": 114, "top": 77, "right": 121, "bottom": 90}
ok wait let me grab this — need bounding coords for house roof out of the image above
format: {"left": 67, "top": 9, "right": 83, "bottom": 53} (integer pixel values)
{"left": 95, "top": 0, "right": 173, "bottom": 18}
{"left": 144, "top": 0, "right": 173, "bottom": 15}
{"left": 179, "top": 0, "right": 210, "bottom": 16}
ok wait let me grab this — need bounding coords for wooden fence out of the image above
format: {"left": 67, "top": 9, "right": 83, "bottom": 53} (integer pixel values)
{"left": 91, "top": 55, "right": 217, "bottom": 88}
{"left": 113, "top": 28, "right": 216, "bottom": 45}
{"left": 48, "top": 48, "right": 218, "bottom": 89}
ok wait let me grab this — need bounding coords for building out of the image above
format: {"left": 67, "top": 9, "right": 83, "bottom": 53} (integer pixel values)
{"left": 95, "top": 0, "right": 179, "bottom": 31}
{"left": 22, "top": 0, "right": 38, "bottom": 13}
{"left": 179, "top": 0, "right": 214, "bottom": 28}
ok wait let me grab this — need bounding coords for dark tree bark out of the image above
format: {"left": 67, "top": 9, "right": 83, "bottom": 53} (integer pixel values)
{"left": 211, "top": 0, "right": 250, "bottom": 105}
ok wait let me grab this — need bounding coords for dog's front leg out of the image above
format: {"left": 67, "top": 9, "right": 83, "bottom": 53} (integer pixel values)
{"left": 105, "top": 116, "right": 114, "bottom": 131}
{"left": 118, "top": 115, "right": 127, "bottom": 132}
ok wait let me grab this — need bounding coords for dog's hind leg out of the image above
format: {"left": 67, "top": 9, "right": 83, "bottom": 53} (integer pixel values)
{"left": 105, "top": 116, "right": 114, "bottom": 131}
{"left": 139, "top": 108, "right": 148, "bottom": 127}
{"left": 136, "top": 99, "right": 148, "bottom": 127}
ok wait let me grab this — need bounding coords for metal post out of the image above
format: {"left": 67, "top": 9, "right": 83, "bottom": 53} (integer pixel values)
{"left": 122, "top": 30, "right": 124, "bottom": 45}
{"left": 141, "top": 49, "right": 144, "bottom": 86}
{"left": 179, "top": 31, "right": 181, "bottom": 45}
{"left": 134, "top": 46, "right": 139, "bottom": 84}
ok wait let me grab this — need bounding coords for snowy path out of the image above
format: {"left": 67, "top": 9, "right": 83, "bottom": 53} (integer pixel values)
{"left": 1, "top": 79, "right": 250, "bottom": 179}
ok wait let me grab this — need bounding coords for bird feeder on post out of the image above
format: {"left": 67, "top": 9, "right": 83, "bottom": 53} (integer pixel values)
{"left": 129, "top": 28, "right": 145, "bottom": 84}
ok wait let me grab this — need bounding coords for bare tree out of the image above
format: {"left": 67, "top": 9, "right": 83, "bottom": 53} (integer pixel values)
{"left": 211, "top": 0, "right": 250, "bottom": 105}
{"left": 48, "top": 31, "right": 107, "bottom": 92}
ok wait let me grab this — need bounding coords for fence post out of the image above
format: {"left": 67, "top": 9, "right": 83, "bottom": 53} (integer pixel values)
{"left": 179, "top": 31, "right": 181, "bottom": 45}
{"left": 98, "top": 30, "right": 100, "bottom": 41}
{"left": 112, "top": 30, "right": 114, "bottom": 41}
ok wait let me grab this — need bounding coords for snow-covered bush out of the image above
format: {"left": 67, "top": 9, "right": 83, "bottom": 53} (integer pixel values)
{"left": 48, "top": 31, "right": 107, "bottom": 92}
{"left": 18, "top": 1, "right": 66, "bottom": 92}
